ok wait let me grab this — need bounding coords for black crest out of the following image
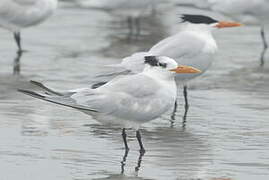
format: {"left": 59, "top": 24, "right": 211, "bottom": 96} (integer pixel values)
{"left": 144, "top": 56, "right": 167, "bottom": 68}
{"left": 181, "top": 14, "right": 218, "bottom": 24}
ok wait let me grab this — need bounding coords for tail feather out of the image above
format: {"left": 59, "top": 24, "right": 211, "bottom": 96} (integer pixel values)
{"left": 30, "top": 80, "right": 64, "bottom": 96}
{"left": 18, "top": 89, "right": 98, "bottom": 113}
{"left": 18, "top": 89, "right": 46, "bottom": 99}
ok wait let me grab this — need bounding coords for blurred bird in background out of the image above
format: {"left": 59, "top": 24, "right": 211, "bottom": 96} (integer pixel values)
{"left": 60, "top": 0, "right": 164, "bottom": 39}
{"left": 0, "top": 0, "right": 58, "bottom": 53}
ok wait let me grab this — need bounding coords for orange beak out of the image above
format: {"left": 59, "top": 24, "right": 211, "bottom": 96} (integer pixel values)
{"left": 170, "top": 65, "right": 201, "bottom": 74}
{"left": 215, "top": 21, "right": 243, "bottom": 28}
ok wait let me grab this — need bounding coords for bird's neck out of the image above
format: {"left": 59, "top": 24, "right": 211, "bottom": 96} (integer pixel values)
{"left": 181, "top": 23, "right": 213, "bottom": 34}
{"left": 143, "top": 68, "right": 175, "bottom": 82}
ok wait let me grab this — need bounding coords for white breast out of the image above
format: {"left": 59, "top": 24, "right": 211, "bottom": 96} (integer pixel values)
{"left": 176, "top": 31, "right": 218, "bottom": 82}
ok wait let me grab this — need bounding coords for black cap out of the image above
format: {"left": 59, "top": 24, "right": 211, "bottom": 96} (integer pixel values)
{"left": 145, "top": 56, "right": 159, "bottom": 66}
{"left": 144, "top": 56, "right": 167, "bottom": 68}
{"left": 181, "top": 14, "right": 218, "bottom": 24}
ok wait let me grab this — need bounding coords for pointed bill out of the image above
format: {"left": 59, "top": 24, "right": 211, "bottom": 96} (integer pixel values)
{"left": 170, "top": 65, "right": 201, "bottom": 74}
{"left": 215, "top": 21, "right": 243, "bottom": 28}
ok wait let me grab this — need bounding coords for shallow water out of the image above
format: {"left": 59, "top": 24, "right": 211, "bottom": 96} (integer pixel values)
{"left": 0, "top": 2, "right": 269, "bottom": 180}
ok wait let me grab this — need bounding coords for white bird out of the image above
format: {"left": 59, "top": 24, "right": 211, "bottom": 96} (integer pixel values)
{"left": 18, "top": 56, "right": 201, "bottom": 152}
{"left": 0, "top": 0, "right": 58, "bottom": 52}
{"left": 205, "top": 0, "right": 269, "bottom": 66}
{"left": 94, "top": 14, "right": 242, "bottom": 124}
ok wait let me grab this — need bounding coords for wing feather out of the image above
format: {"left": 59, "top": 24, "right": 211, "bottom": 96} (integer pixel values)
{"left": 149, "top": 31, "right": 206, "bottom": 62}
{"left": 18, "top": 89, "right": 98, "bottom": 112}
{"left": 71, "top": 74, "right": 165, "bottom": 120}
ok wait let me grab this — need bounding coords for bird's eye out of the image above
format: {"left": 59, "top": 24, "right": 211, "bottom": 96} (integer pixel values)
{"left": 158, "top": 62, "right": 167, "bottom": 68}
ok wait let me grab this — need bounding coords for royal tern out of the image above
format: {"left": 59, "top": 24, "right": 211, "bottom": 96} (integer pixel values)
{"left": 18, "top": 56, "right": 201, "bottom": 152}
{"left": 0, "top": 0, "right": 58, "bottom": 52}
{"left": 95, "top": 14, "right": 242, "bottom": 124}
{"left": 205, "top": 0, "right": 269, "bottom": 66}
{"left": 177, "top": 0, "right": 269, "bottom": 66}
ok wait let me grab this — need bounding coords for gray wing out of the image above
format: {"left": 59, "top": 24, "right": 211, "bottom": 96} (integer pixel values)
{"left": 73, "top": 74, "right": 161, "bottom": 106}
{"left": 71, "top": 74, "right": 165, "bottom": 120}
{"left": 149, "top": 31, "right": 206, "bottom": 63}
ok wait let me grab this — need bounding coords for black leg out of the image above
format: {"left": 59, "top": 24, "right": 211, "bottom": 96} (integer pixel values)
{"left": 135, "top": 17, "right": 141, "bottom": 39}
{"left": 183, "top": 85, "right": 189, "bottom": 127}
{"left": 13, "top": 32, "right": 22, "bottom": 53}
{"left": 122, "top": 128, "right": 129, "bottom": 151}
{"left": 127, "top": 16, "right": 133, "bottom": 40}
{"left": 136, "top": 130, "right": 145, "bottom": 154}
{"left": 151, "top": 4, "right": 157, "bottom": 16}
{"left": 170, "top": 100, "right": 178, "bottom": 127}
{"left": 120, "top": 148, "right": 129, "bottom": 174}
{"left": 260, "top": 26, "right": 268, "bottom": 67}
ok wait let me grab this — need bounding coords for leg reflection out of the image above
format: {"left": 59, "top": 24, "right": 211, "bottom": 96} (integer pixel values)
{"left": 170, "top": 100, "right": 178, "bottom": 127}
{"left": 13, "top": 50, "right": 23, "bottom": 75}
{"left": 260, "top": 25, "right": 268, "bottom": 67}
{"left": 135, "top": 151, "right": 145, "bottom": 172}
{"left": 120, "top": 149, "right": 145, "bottom": 175}
{"left": 120, "top": 149, "right": 129, "bottom": 174}
{"left": 182, "top": 85, "right": 189, "bottom": 127}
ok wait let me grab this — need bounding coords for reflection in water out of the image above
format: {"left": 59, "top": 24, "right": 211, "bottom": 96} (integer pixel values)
{"left": 134, "top": 151, "right": 144, "bottom": 173}
{"left": 120, "top": 150, "right": 128, "bottom": 174}
{"left": 86, "top": 123, "right": 210, "bottom": 179}
{"left": 13, "top": 50, "right": 23, "bottom": 75}
{"left": 170, "top": 101, "right": 177, "bottom": 127}
{"left": 120, "top": 149, "right": 145, "bottom": 175}
{"left": 260, "top": 26, "right": 268, "bottom": 67}
{"left": 170, "top": 96, "right": 189, "bottom": 129}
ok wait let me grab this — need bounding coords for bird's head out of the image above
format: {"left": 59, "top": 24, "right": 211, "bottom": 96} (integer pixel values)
{"left": 143, "top": 56, "right": 201, "bottom": 78}
{"left": 181, "top": 14, "right": 243, "bottom": 30}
